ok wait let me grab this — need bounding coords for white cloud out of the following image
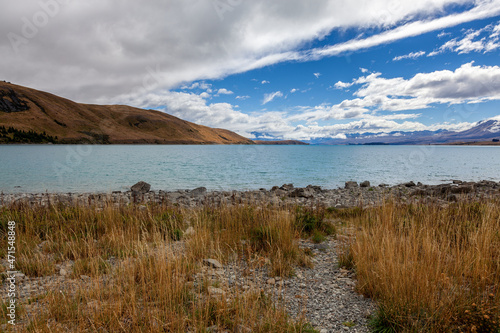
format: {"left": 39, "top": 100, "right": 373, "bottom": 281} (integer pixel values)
{"left": 181, "top": 82, "right": 212, "bottom": 90}
{"left": 261, "top": 80, "right": 270, "bottom": 84}
{"left": 437, "top": 31, "right": 452, "bottom": 38}
{"left": 290, "top": 88, "right": 298, "bottom": 93}
{"left": 308, "top": 2, "right": 500, "bottom": 59}
{"left": 393, "top": 51, "right": 426, "bottom": 61}
{"left": 329, "top": 62, "right": 500, "bottom": 113}
{"left": 115, "top": 89, "right": 477, "bottom": 141}
{"left": 236, "top": 95, "right": 250, "bottom": 100}
{"left": 2, "top": 1, "right": 500, "bottom": 103}
{"left": 216, "top": 88, "right": 233, "bottom": 95}
{"left": 334, "top": 81, "right": 354, "bottom": 89}
{"left": 262, "top": 91, "right": 283, "bottom": 105}
{"left": 429, "top": 20, "right": 500, "bottom": 55}
{"left": 313, "top": 72, "right": 321, "bottom": 78}
{"left": 360, "top": 67, "right": 369, "bottom": 73}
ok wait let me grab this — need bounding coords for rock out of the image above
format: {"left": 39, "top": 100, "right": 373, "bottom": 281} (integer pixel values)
{"left": 203, "top": 259, "right": 223, "bottom": 269}
{"left": 131, "top": 181, "right": 151, "bottom": 193}
{"left": 446, "top": 194, "right": 458, "bottom": 202}
{"left": 191, "top": 187, "right": 207, "bottom": 196}
{"left": 450, "top": 185, "right": 474, "bottom": 194}
{"left": 184, "top": 226, "right": 195, "bottom": 237}
{"left": 404, "top": 181, "right": 416, "bottom": 187}
{"left": 345, "top": 181, "right": 358, "bottom": 189}
{"left": 306, "top": 185, "right": 322, "bottom": 192}
{"left": 207, "top": 286, "right": 225, "bottom": 296}
{"left": 267, "top": 278, "right": 276, "bottom": 285}
{"left": 360, "top": 181, "right": 370, "bottom": 188}
{"left": 60, "top": 268, "right": 68, "bottom": 276}
{"left": 290, "top": 188, "right": 315, "bottom": 198}
{"left": 280, "top": 184, "right": 294, "bottom": 191}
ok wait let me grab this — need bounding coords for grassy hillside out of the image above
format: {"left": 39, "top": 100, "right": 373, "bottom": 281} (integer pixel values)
{"left": 0, "top": 82, "right": 253, "bottom": 144}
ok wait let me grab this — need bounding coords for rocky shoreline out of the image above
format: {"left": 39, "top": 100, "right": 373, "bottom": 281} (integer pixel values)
{"left": 2, "top": 180, "right": 499, "bottom": 208}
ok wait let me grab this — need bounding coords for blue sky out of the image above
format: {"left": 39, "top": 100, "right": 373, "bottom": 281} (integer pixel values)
{"left": 2, "top": 0, "right": 500, "bottom": 140}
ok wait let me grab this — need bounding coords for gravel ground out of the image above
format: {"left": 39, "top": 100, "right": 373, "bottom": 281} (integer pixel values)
{"left": 282, "top": 237, "right": 374, "bottom": 333}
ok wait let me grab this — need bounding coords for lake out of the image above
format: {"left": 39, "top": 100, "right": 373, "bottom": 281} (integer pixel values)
{"left": 0, "top": 145, "right": 499, "bottom": 193}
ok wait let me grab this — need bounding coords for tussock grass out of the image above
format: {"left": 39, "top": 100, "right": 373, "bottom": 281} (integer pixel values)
{"left": 0, "top": 202, "right": 318, "bottom": 332}
{"left": 344, "top": 200, "right": 500, "bottom": 332}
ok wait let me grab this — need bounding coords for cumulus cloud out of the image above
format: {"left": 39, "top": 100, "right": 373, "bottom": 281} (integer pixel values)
{"left": 262, "top": 91, "right": 283, "bottom": 105}
{"left": 216, "top": 88, "right": 233, "bottom": 95}
{"left": 261, "top": 80, "right": 270, "bottom": 85}
{"left": 393, "top": 51, "right": 426, "bottom": 61}
{"left": 290, "top": 88, "right": 298, "bottom": 93}
{"left": 2, "top": 0, "right": 500, "bottom": 103}
{"left": 313, "top": 72, "right": 321, "bottom": 78}
{"left": 236, "top": 95, "right": 250, "bottom": 100}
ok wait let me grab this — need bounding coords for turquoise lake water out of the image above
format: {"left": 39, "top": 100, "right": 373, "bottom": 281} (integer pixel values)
{"left": 0, "top": 145, "right": 499, "bottom": 193}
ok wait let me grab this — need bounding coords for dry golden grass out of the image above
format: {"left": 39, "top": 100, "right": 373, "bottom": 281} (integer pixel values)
{"left": 342, "top": 200, "right": 500, "bottom": 332}
{"left": 3, "top": 199, "right": 497, "bottom": 332}
{"left": 0, "top": 203, "right": 318, "bottom": 332}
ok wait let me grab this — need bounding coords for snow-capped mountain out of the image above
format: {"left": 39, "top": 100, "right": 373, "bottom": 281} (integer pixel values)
{"left": 305, "top": 117, "right": 500, "bottom": 145}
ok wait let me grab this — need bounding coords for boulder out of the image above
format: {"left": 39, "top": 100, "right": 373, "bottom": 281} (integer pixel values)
{"left": 345, "top": 181, "right": 358, "bottom": 189}
{"left": 404, "top": 181, "right": 416, "bottom": 187}
{"left": 360, "top": 181, "right": 370, "bottom": 188}
{"left": 131, "top": 181, "right": 151, "bottom": 193}
{"left": 190, "top": 187, "right": 207, "bottom": 196}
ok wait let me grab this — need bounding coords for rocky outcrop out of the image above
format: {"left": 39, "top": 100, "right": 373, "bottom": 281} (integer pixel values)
{"left": 0, "top": 87, "right": 29, "bottom": 113}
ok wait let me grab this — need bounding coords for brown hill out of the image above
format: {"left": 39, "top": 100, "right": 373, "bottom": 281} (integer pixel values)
{"left": 0, "top": 81, "right": 253, "bottom": 144}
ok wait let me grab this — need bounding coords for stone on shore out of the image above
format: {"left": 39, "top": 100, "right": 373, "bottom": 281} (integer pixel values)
{"left": 190, "top": 187, "right": 207, "bottom": 197}
{"left": 360, "top": 181, "right": 371, "bottom": 188}
{"left": 290, "top": 187, "right": 315, "bottom": 198}
{"left": 131, "top": 181, "right": 151, "bottom": 193}
{"left": 345, "top": 181, "right": 358, "bottom": 189}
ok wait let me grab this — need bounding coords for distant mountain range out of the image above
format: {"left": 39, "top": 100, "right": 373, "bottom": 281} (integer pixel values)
{"left": 0, "top": 82, "right": 253, "bottom": 144}
{"left": 308, "top": 119, "right": 500, "bottom": 145}
{"left": 253, "top": 119, "right": 500, "bottom": 145}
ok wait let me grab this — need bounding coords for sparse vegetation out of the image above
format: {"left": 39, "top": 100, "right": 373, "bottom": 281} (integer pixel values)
{"left": 0, "top": 203, "right": 316, "bottom": 332}
{"left": 342, "top": 200, "right": 500, "bottom": 332}
{"left": 1, "top": 198, "right": 499, "bottom": 332}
